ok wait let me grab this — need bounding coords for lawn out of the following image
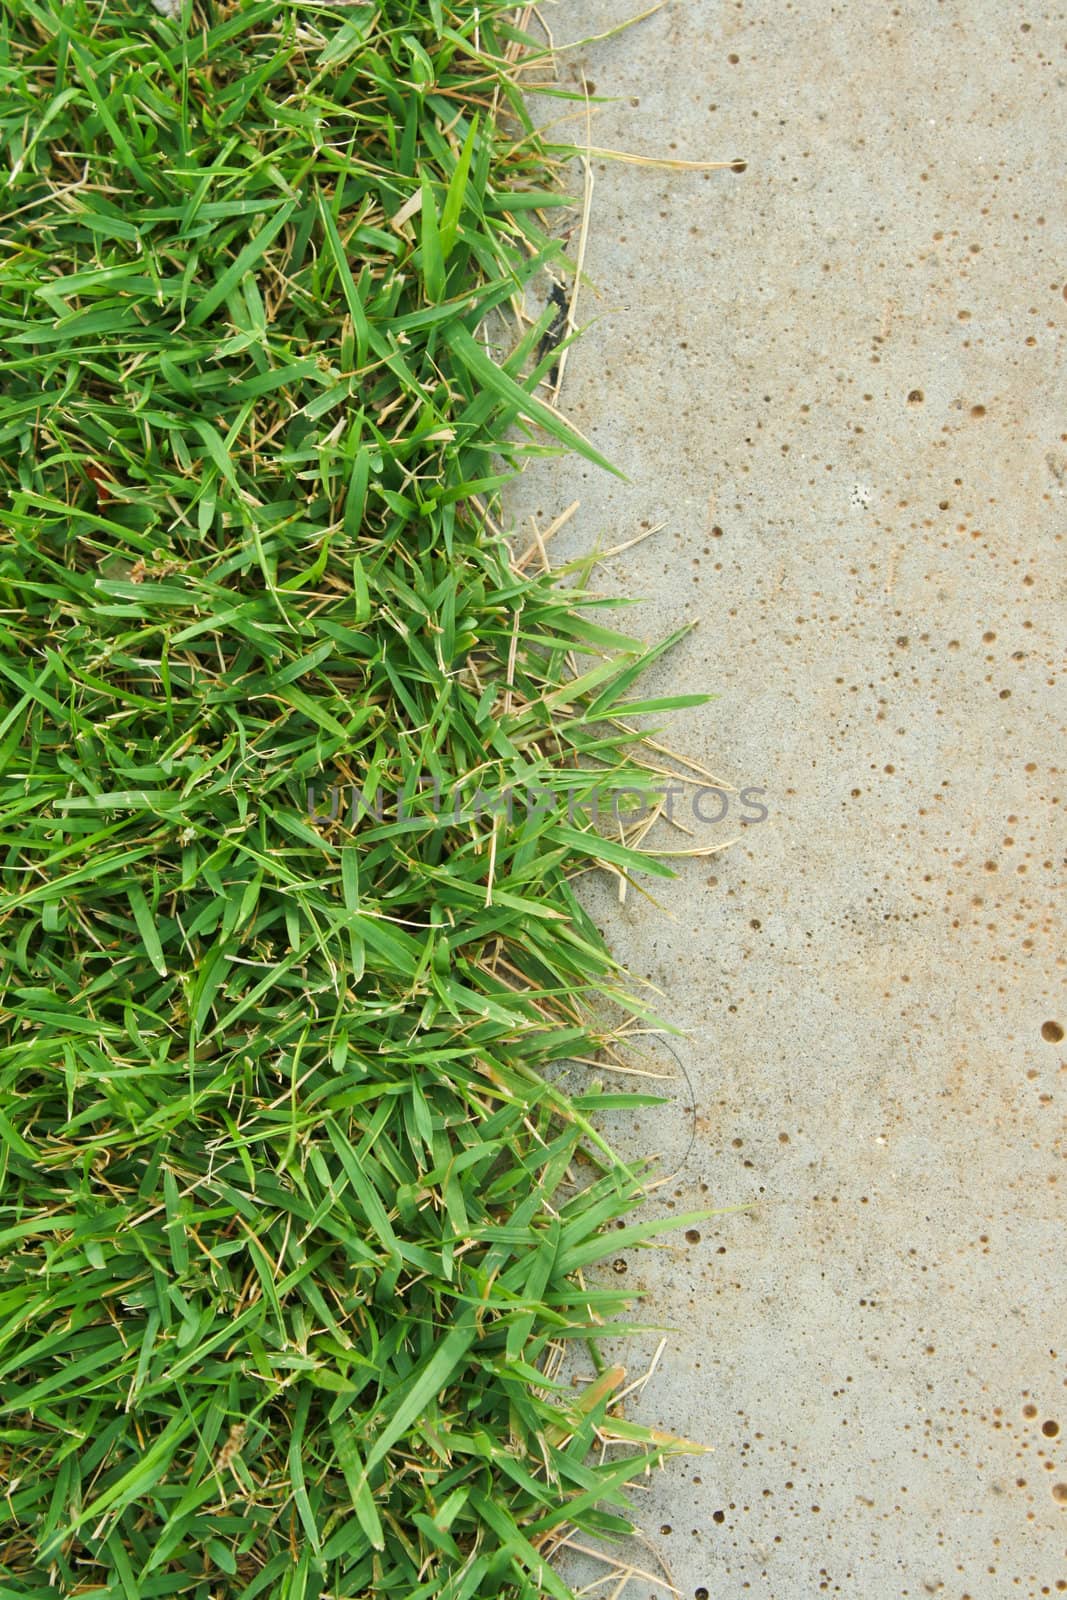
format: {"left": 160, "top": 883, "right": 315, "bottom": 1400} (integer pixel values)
{"left": 0, "top": 3, "right": 706, "bottom": 1594}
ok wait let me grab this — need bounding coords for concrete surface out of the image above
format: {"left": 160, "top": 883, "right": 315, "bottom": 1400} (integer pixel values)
{"left": 510, "top": 2, "right": 1066, "bottom": 1596}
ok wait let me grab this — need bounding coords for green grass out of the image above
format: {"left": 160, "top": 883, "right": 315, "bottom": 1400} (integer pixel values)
{"left": 0, "top": 2, "right": 711, "bottom": 1594}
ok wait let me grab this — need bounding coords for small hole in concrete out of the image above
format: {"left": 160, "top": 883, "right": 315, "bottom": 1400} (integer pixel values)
{"left": 1041, "top": 1020, "right": 1064, "bottom": 1043}
{"left": 685, "top": 1229, "right": 701, "bottom": 1245}
{"left": 1043, "top": 1420, "right": 1061, "bottom": 1438}
{"left": 907, "top": 389, "right": 924, "bottom": 403}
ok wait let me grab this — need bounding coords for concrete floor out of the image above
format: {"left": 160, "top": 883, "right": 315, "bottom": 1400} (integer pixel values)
{"left": 509, "top": 2, "right": 1066, "bottom": 1596}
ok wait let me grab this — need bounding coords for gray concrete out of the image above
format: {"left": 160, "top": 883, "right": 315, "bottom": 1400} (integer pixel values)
{"left": 511, "top": 2, "right": 1066, "bottom": 1595}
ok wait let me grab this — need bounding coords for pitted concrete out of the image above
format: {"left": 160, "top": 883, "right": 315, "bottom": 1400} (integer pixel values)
{"left": 511, "top": 3, "right": 1066, "bottom": 1595}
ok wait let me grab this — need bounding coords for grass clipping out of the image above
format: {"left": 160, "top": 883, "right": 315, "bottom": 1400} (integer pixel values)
{"left": 0, "top": 2, "right": 711, "bottom": 1594}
